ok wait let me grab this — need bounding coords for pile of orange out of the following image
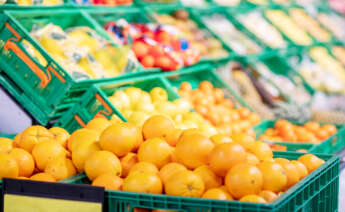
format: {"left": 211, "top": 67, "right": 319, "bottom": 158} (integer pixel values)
{"left": 71, "top": 115, "right": 325, "bottom": 204}
{"left": 0, "top": 126, "right": 75, "bottom": 182}
{"left": 259, "top": 120, "right": 337, "bottom": 144}
{"left": 177, "top": 81, "right": 261, "bottom": 136}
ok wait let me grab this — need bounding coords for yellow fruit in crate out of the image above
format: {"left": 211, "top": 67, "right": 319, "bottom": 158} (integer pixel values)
{"left": 68, "top": 30, "right": 99, "bottom": 52}
{"left": 225, "top": 163, "right": 263, "bottom": 199}
{"left": 202, "top": 188, "right": 233, "bottom": 200}
{"left": 138, "top": 138, "right": 172, "bottom": 169}
{"left": 142, "top": 115, "right": 175, "bottom": 140}
{"left": 45, "top": 158, "right": 76, "bottom": 181}
{"left": 93, "top": 49, "right": 119, "bottom": 77}
{"left": 129, "top": 162, "right": 159, "bottom": 175}
{"left": 291, "top": 160, "right": 308, "bottom": 179}
{"left": 159, "top": 162, "right": 187, "bottom": 184}
{"left": 72, "top": 140, "right": 100, "bottom": 172}
{"left": 240, "top": 195, "right": 266, "bottom": 203}
{"left": 246, "top": 153, "right": 260, "bottom": 165}
{"left": 198, "top": 124, "right": 218, "bottom": 137}
{"left": 259, "top": 190, "right": 278, "bottom": 202}
{"left": 78, "top": 57, "right": 98, "bottom": 79}
{"left": 13, "top": 133, "right": 22, "bottom": 147}
{"left": 137, "top": 92, "right": 152, "bottom": 105}
{"left": 249, "top": 141, "right": 273, "bottom": 161}
{"left": 150, "top": 87, "right": 168, "bottom": 102}
{"left": 275, "top": 158, "right": 300, "bottom": 190}
{"left": 99, "top": 122, "right": 140, "bottom": 157}
{"left": 86, "top": 118, "right": 111, "bottom": 133}
{"left": 68, "top": 128, "right": 99, "bottom": 152}
{"left": 0, "top": 153, "right": 19, "bottom": 179}
{"left": 30, "top": 173, "right": 56, "bottom": 182}
{"left": 19, "top": 126, "right": 53, "bottom": 153}
{"left": 120, "top": 153, "right": 138, "bottom": 178}
{"left": 257, "top": 161, "right": 287, "bottom": 192}
{"left": 175, "top": 133, "right": 214, "bottom": 169}
{"left": 298, "top": 154, "right": 325, "bottom": 173}
{"left": 134, "top": 103, "right": 155, "bottom": 114}
{"left": 49, "top": 127, "right": 70, "bottom": 148}
{"left": 125, "top": 87, "right": 142, "bottom": 108}
{"left": 128, "top": 111, "right": 151, "bottom": 127}
{"left": 0, "top": 137, "right": 13, "bottom": 153}
{"left": 210, "top": 134, "right": 233, "bottom": 145}
{"left": 231, "top": 133, "right": 255, "bottom": 150}
{"left": 154, "top": 101, "right": 176, "bottom": 116}
{"left": 92, "top": 173, "right": 123, "bottom": 190}
{"left": 164, "top": 170, "right": 205, "bottom": 197}
{"left": 111, "top": 90, "right": 131, "bottom": 109}
{"left": 84, "top": 151, "right": 122, "bottom": 180}
{"left": 194, "top": 165, "right": 222, "bottom": 190}
{"left": 173, "top": 99, "right": 191, "bottom": 114}
{"left": 165, "top": 128, "right": 183, "bottom": 147}
{"left": 32, "top": 141, "right": 67, "bottom": 171}
{"left": 123, "top": 172, "right": 162, "bottom": 194}
{"left": 9, "top": 148, "right": 35, "bottom": 177}
{"left": 40, "top": 36, "right": 65, "bottom": 56}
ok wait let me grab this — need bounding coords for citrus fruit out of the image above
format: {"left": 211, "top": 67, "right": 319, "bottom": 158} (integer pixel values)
{"left": 275, "top": 158, "right": 300, "bottom": 190}
{"left": 298, "top": 154, "right": 325, "bottom": 173}
{"left": 142, "top": 115, "right": 175, "bottom": 140}
{"left": 249, "top": 141, "right": 273, "bottom": 161}
{"left": 202, "top": 188, "right": 233, "bottom": 200}
{"left": 129, "top": 162, "right": 159, "bottom": 175}
{"left": 19, "top": 126, "right": 53, "bottom": 153}
{"left": 193, "top": 165, "right": 222, "bottom": 190}
{"left": 0, "top": 153, "right": 18, "bottom": 179}
{"left": 240, "top": 195, "right": 266, "bottom": 203}
{"left": 92, "top": 173, "right": 123, "bottom": 190}
{"left": 120, "top": 153, "right": 138, "bottom": 177}
{"left": 30, "top": 173, "right": 56, "bottom": 182}
{"left": 259, "top": 190, "right": 278, "bottom": 202}
{"left": 45, "top": 158, "right": 76, "bottom": 181}
{"left": 159, "top": 162, "right": 187, "bottom": 184}
{"left": 231, "top": 133, "right": 255, "bottom": 150}
{"left": 210, "top": 134, "right": 233, "bottom": 145}
{"left": 138, "top": 138, "right": 172, "bottom": 169}
{"left": 99, "top": 122, "right": 140, "bottom": 157}
{"left": 246, "top": 153, "right": 260, "bottom": 165}
{"left": 69, "top": 129, "right": 99, "bottom": 152}
{"left": 85, "top": 117, "right": 111, "bottom": 133}
{"left": 72, "top": 140, "right": 101, "bottom": 173}
{"left": 165, "top": 128, "right": 183, "bottom": 147}
{"left": 208, "top": 143, "right": 247, "bottom": 177}
{"left": 291, "top": 160, "right": 308, "bottom": 179}
{"left": 225, "top": 163, "right": 263, "bottom": 199}
{"left": 257, "top": 161, "right": 287, "bottom": 192}
{"left": 164, "top": 170, "right": 205, "bottom": 197}
{"left": 321, "top": 124, "right": 337, "bottom": 135}
{"left": 13, "top": 133, "right": 21, "bottom": 147}
{"left": 9, "top": 148, "right": 34, "bottom": 177}
{"left": 0, "top": 137, "right": 13, "bottom": 153}
{"left": 49, "top": 127, "right": 70, "bottom": 148}
{"left": 32, "top": 141, "right": 67, "bottom": 171}
{"left": 175, "top": 133, "right": 214, "bottom": 169}
{"left": 84, "top": 151, "right": 122, "bottom": 180}
{"left": 123, "top": 172, "right": 162, "bottom": 194}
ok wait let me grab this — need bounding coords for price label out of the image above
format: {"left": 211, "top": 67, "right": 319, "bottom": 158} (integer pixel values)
{"left": 2, "top": 178, "right": 104, "bottom": 212}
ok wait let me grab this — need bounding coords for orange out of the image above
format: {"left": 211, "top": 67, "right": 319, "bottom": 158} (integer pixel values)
{"left": 142, "top": 115, "right": 175, "bottom": 140}
{"left": 248, "top": 113, "right": 261, "bottom": 125}
{"left": 275, "top": 120, "right": 290, "bottom": 131}
{"left": 32, "top": 141, "right": 67, "bottom": 171}
{"left": 202, "top": 188, "right": 233, "bottom": 200}
{"left": 16, "top": 176, "right": 29, "bottom": 180}
{"left": 133, "top": 41, "right": 148, "bottom": 58}
{"left": 165, "top": 128, "right": 183, "bottom": 147}
{"left": 0, "top": 153, "right": 18, "bottom": 179}
{"left": 45, "top": 158, "right": 76, "bottom": 181}
{"left": 257, "top": 161, "right": 287, "bottom": 192}
{"left": 193, "top": 165, "right": 222, "bottom": 190}
{"left": 13, "top": 133, "right": 21, "bottom": 147}
{"left": 225, "top": 163, "right": 263, "bottom": 199}
{"left": 165, "top": 170, "right": 205, "bottom": 197}
{"left": 138, "top": 138, "right": 172, "bottom": 169}
{"left": 92, "top": 173, "right": 123, "bottom": 190}
{"left": 213, "top": 88, "right": 224, "bottom": 103}
{"left": 180, "top": 82, "right": 192, "bottom": 92}
{"left": 9, "top": 148, "right": 34, "bottom": 177}
{"left": 208, "top": 143, "right": 247, "bottom": 177}
{"left": 249, "top": 141, "right": 273, "bottom": 161}
{"left": 100, "top": 122, "right": 140, "bottom": 157}
{"left": 210, "top": 134, "right": 233, "bottom": 145}
{"left": 30, "top": 173, "right": 56, "bottom": 182}
{"left": 291, "top": 160, "right": 308, "bottom": 179}
{"left": 120, "top": 153, "right": 138, "bottom": 177}
{"left": 296, "top": 149, "right": 308, "bottom": 153}
{"left": 238, "top": 107, "right": 251, "bottom": 119}
{"left": 259, "top": 190, "right": 278, "bottom": 203}
{"left": 129, "top": 162, "right": 159, "bottom": 175}
{"left": 72, "top": 140, "right": 101, "bottom": 172}
{"left": 133, "top": 125, "right": 144, "bottom": 152}
{"left": 86, "top": 117, "right": 111, "bottom": 133}
{"left": 298, "top": 154, "right": 325, "bottom": 173}
{"left": 304, "top": 122, "right": 320, "bottom": 133}
{"left": 152, "top": 210, "right": 180, "bottom": 212}
{"left": 150, "top": 87, "right": 168, "bottom": 102}
{"left": 159, "top": 163, "right": 187, "bottom": 184}
{"left": 321, "top": 125, "right": 337, "bottom": 135}
{"left": 123, "top": 172, "right": 162, "bottom": 194}
{"left": 246, "top": 153, "right": 260, "bottom": 165}
{"left": 49, "top": 127, "right": 70, "bottom": 148}
{"left": 240, "top": 195, "right": 266, "bottom": 203}
{"left": 175, "top": 133, "right": 214, "bottom": 169}
{"left": 69, "top": 129, "right": 99, "bottom": 152}
{"left": 19, "top": 126, "right": 53, "bottom": 153}
{"left": 231, "top": 133, "right": 255, "bottom": 150}
{"left": 84, "top": 151, "right": 122, "bottom": 180}
{"left": 0, "top": 137, "right": 13, "bottom": 153}
{"left": 275, "top": 158, "right": 300, "bottom": 190}
{"left": 314, "top": 129, "right": 329, "bottom": 141}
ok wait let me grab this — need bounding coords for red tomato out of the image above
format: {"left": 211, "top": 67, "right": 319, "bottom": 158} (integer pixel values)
{"left": 133, "top": 41, "right": 149, "bottom": 59}
{"left": 149, "top": 45, "right": 165, "bottom": 57}
{"left": 141, "top": 55, "right": 155, "bottom": 68}
{"left": 156, "top": 31, "right": 171, "bottom": 45}
{"left": 155, "top": 56, "right": 171, "bottom": 70}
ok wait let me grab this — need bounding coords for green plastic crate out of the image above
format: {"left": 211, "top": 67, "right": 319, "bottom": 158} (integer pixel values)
{"left": 0, "top": 9, "right": 143, "bottom": 125}
{"left": 0, "top": 133, "right": 16, "bottom": 139}
{"left": 62, "top": 152, "right": 340, "bottom": 212}
{"left": 134, "top": 0, "right": 181, "bottom": 8}
{"left": 254, "top": 120, "right": 345, "bottom": 154}
{"left": 0, "top": 0, "right": 72, "bottom": 10}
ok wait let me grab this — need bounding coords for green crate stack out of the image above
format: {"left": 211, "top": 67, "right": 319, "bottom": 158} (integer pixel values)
{"left": 254, "top": 120, "right": 345, "bottom": 154}
{"left": 62, "top": 152, "right": 340, "bottom": 212}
